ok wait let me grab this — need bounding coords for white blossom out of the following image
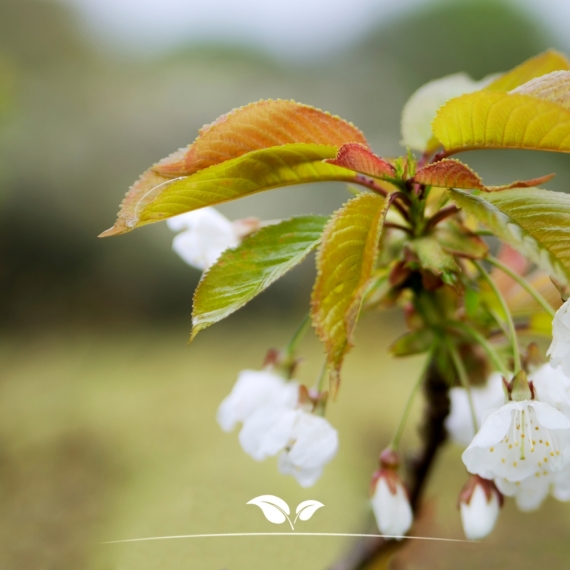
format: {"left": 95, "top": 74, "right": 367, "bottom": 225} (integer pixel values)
{"left": 370, "top": 472, "right": 413, "bottom": 538}
{"left": 239, "top": 407, "right": 338, "bottom": 487}
{"left": 277, "top": 412, "right": 339, "bottom": 487}
{"left": 496, "top": 463, "right": 570, "bottom": 512}
{"left": 547, "top": 299, "right": 570, "bottom": 377}
{"left": 462, "top": 400, "right": 570, "bottom": 482}
{"left": 445, "top": 372, "right": 505, "bottom": 446}
{"left": 531, "top": 362, "right": 570, "bottom": 417}
{"left": 216, "top": 369, "right": 299, "bottom": 432}
{"left": 459, "top": 478, "right": 502, "bottom": 540}
{"left": 167, "top": 207, "right": 239, "bottom": 270}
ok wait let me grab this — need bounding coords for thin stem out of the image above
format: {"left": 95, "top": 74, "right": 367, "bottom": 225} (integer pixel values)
{"left": 390, "top": 346, "right": 435, "bottom": 450}
{"left": 383, "top": 222, "right": 413, "bottom": 235}
{"left": 352, "top": 176, "right": 411, "bottom": 222}
{"left": 285, "top": 312, "right": 311, "bottom": 357}
{"left": 447, "top": 322, "right": 509, "bottom": 377}
{"left": 447, "top": 340, "right": 478, "bottom": 435}
{"left": 315, "top": 357, "right": 328, "bottom": 394}
{"left": 425, "top": 205, "right": 459, "bottom": 230}
{"left": 486, "top": 255, "right": 556, "bottom": 318}
{"left": 474, "top": 260, "right": 521, "bottom": 374}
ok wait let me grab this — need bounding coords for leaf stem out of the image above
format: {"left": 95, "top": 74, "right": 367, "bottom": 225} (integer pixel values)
{"left": 474, "top": 260, "right": 521, "bottom": 374}
{"left": 486, "top": 255, "right": 556, "bottom": 318}
{"left": 390, "top": 345, "right": 435, "bottom": 450}
{"left": 446, "top": 340, "right": 478, "bottom": 435}
{"left": 447, "top": 322, "right": 508, "bottom": 377}
{"left": 285, "top": 312, "right": 311, "bottom": 357}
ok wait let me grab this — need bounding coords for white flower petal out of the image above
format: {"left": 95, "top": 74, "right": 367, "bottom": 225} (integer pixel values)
{"left": 239, "top": 407, "right": 297, "bottom": 461}
{"left": 371, "top": 478, "right": 413, "bottom": 538}
{"left": 532, "top": 363, "right": 570, "bottom": 418}
{"left": 277, "top": 452, "right": 323, "bottom": 488}
{"left": 286, "top": 413, "right": 339, "bottom": 470}
{"left": 216, "top": 369, "right": 298, "bottom": 432}
{"left": 168, "top": 207, "right": 239, "bottom": 270}
{"left": 445, "top": 373, "right": 505, "bottom": 446}
{"left": 529, "top": 401, "right": 570, "bottom": 430}
{"left": 548, "top": 299, "right": 570, "bottom": 374}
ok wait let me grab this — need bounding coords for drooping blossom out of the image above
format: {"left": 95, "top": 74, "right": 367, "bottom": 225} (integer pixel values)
{"left": 167, "top": 207, "right": 239, "bottom": 270}
{"left": 239, "top": 406, "right": 338, "bottom": 487}
{"left": 459, "top": 475, "right": 502, "bottom": 540}
{"left": 216, "top": 369, "right": 299, "bottom": 432}
{"left": 462, "top": 400, "right": 570, "bottom": 482}
{"left": 370, "top": 450, "right": 413, "bottom": 538}
{"left": 445, "top": 372, "right": 505, "bottom": 446}
{"left": 547, "top": 299, "right": 570, "bottom": 377}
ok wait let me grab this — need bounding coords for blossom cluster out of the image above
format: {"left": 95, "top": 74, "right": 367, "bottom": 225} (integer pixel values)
{"left": 445, "top": 300, "right": 570, "bottom": 538}
{"left": 167, "top": 207, "right": 570, "bottom": 542}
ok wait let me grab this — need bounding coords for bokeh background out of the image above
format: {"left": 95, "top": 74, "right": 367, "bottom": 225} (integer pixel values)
{"left": 2, "top": 0, "right": 570, "bottom": 568}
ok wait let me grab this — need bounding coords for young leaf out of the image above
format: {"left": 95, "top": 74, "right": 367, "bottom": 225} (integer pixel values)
{"left": 390, "top": 329, "right": 434, "bottom": 357}
{"left": 433, "top": 92, "right": 570, "bottom": 156}
{"left": 413, "top": 158, "right": 554, "bottom": 191}
{"left": 191, "top": 216, "right": 327, "bottom": 340}
{"left": 448, "top": 187, "right": 570, "bottom": 286}
{"left": 100, "top": 144, "right": 357, "bottom": 236}
{"left": 324, "top": 143, "right": 396, "bottom": 179}
{"left": 154, "top": 99, "right": 367, "bottom": 177}
{"left": 511, "top": 70, "right": 570, "bottom": 108}
{"left": 400, "top": 73, "right": 493, "bottom": 152}
{"left": 247, "top": 495, "right": 291, "bottom": 525}
{"left": 295, "top": 500, "right": 325, "bottom": 522}
{"left": 311, "top": 193, "right": 389, "bottom": 393}
{"left": 435, "top": 222, "right": 488, "bottom": 259}
{"left": 485, "top": 49, "right": 570, "bottom": 92}
{"left": 409, "top": 236, "right": 459, "bottom": 277}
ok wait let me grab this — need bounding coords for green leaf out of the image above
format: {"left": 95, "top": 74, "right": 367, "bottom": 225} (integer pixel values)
{"left": 432, "top": 91, "right": 570, "bottom": 156}
{"left": 448, "top": 187, "right": 570, "bottom": 286}
{"left": 191, "top": 216, "right": 328, "bottom": 340}
{"left": 100, "top": 144, "right": 357, "bottom": 236}
{"left": 311, "top": 193, "right": 389, "bottom": 393}
{"left": 390, "top": 329, "right": 434, "bottom": 357}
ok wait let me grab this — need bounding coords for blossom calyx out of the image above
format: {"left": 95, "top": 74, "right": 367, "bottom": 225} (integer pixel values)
{"left": 504, "top": 370, "right": 533, "bottom": 402}
{"left": 459, "top": 475, "right": 502, "bottom": 540}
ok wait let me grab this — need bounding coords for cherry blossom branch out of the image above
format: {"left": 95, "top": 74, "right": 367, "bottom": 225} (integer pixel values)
{"left": 328, "top": 360, "right": 450, "bottom": 570}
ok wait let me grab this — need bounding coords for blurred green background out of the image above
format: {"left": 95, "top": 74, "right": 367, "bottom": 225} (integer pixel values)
{"left": 2, "top": 0, "right": 570, "bottom": 568}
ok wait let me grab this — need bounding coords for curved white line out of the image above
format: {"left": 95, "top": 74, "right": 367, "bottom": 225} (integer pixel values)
{"left": 102, "top": 532, "right": 474, "bottom": 545}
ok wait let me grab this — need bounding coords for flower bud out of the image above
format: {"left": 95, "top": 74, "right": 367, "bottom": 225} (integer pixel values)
{"left": 459, "top": 475, "right": 502, "bottom": 540}
{"left": 370, "top": 450, "right": 413, "bottom": 538}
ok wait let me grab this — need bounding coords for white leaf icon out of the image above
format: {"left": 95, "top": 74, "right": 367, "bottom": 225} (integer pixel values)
{"left": 295, "top": 500, "right": 325, "bottom": 522}
{"left": 247, "top": 495, "right": 293, "bottom": 529}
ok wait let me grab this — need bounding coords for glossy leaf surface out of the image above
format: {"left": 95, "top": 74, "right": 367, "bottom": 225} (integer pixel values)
{"left": 433, "top": 92, "right": 570, "bottom": 156}
{"left": 191, "top": 216, "right": 327, "bottom": 340}
{"left": 101, "top": 144, "right": 356, "bottom": 236}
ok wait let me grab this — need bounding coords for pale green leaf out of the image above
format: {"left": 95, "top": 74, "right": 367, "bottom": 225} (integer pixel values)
{"left": 448, "top": 187, "right": 570, "bottom": 286}
{"left": 191, "top": 216, "right": 327, "bottom": 339}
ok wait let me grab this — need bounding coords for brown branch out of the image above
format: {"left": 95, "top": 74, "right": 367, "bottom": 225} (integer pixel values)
{"left": 328, "top": 360, "right": 450, "bottom": 570}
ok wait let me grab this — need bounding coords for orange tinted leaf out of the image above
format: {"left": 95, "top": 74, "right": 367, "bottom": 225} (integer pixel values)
{"left": 311, "top": 193, "right": 389, "bottom": 394}
{"left": 100, "top": 144, "right": 357, "bottom": 237}
{"left": 413, "top": 158, "right": 554, "bottom": 191}
{"left": 485, "top": 50, "right": 570, "bottom": 92}
{"left": 154, "top": 99, "right": 368, "bottom": 177}
{"left": 432, "top": 91, "right": 570, "bottom": 155}
{"left": 324, "top": 143, "right": 396, "bottom": 179}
